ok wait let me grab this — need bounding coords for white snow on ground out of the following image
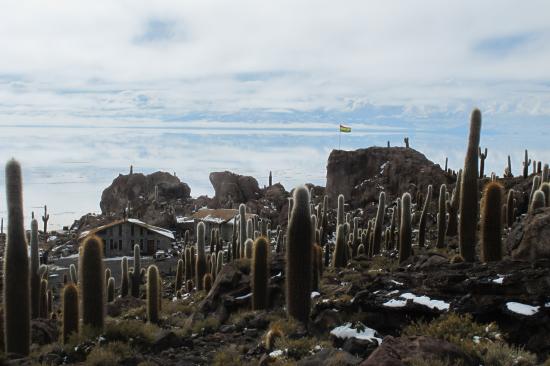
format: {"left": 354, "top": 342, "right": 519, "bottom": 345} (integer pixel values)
{"left": 269, "top": 349, "right": 285, "bottom": 358}
{"left": 492, "top": 274, "right": 505, "bottom": 284}
{"left": 390, "top": 280, "right": 403, "bottom": 286}
{"left": 383, "top": 299, "right": 407, "bottom": 308}
{"left": 330, "top": 323, "right": 382, "bottom": 344}
{"left": 506, "top": 302, "right": 539, "bottom": 316}
{"left": 545, "top": 302, "right": 550, "bottom": 308}
{"left": 388, "top": 290, "right": 399, "bottom": 295}
{"left": 400, "top": 293, "right": 450, "bottom": 311}
{"left": 311, "top": 291, "right": 320, "bottom": 299}
{"left": 270, "top": 272, "right": 282, "bottom": 279}
{"left": 235, "top": 293, "right": 252, "bottom": 300}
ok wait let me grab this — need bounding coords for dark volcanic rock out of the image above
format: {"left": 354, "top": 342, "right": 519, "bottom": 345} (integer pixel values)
{"left": 298, "top": 348, "right": 361, "bottom": 366}
{"left": 325, "top": 147, "right": 452, "bottom": 208}
{"left": 361, "top": 336, "right": 478, "bottom": 366}
{"left": 31, "top": 318, "right": 59, "bottom": 345}
{"left": 209, "top": 171, "right": 261, "bottom": 208}
{"left": 99, "top": 171, "right": 191, "bottom": 227}
{"left": 506, "top": 208, "right": 550, "bottom": 261}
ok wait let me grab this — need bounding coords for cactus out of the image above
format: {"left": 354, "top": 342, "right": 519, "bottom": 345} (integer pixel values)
{"left": 184, "top": 248, "right": 192, "bottom": 281}
{"left": 404, "top": 137, "right": 409, "bottom": 148}
{"left": 506, "top": 189, "right": 515, "bottom": 228}
{"left": 372, "top": 192, "right": 386, "bottom": 254}
{"left": 523, "top": 150, "right": 532, "bottom": 179}
{"left": 131, "top": 244, "right": 141, "bottom": 298}
{"left": 357, "top": 244, "right": 365, "bottom": 255}
{"left": 121, "top": 257, "right": 129, "bottom": 297}
{"left": 337, "top": 194, "right": 344, "bottom": 228}
{"left": 42, "top": 205, "right": 49, "bottom": 236}
{"left": 3, "top": 159, "right": 30, "bottom": 355}
{"left": 186, "top": 280, "right": 193, "bottom": 292}
{"left": 175, "top": 259, "right": 184, "bottom": 292}
{"left": 107, "top": 277, "right": 115, "bottom": 302}
{"left": 286, "top": 186, "right": 312, "bottom": 324}
{"left": 70, "top": 264, "right": 77, "bottom": 284}
{"left": 481, "top": 182, "right": 503, "bottom": 262}
{"left": 30, "top": 218, "right": 40, "bottom": 319}
{"left": 195, "top": 222, "right": 207, "bottom": 291}
{"left": 445, "top": 157, "right": 448, "bottom": 172}
{"left": 39, "top": 278, "right": 48, "bottom": 318}
{"left": 541, "top": 183, "right": 550, "bottom": 206}
{"left": 239, "top": 204, "right": 247, "bottom": 259}
{"left": 543, "top": 164, "right": 549, "bottom": 183}
{"left": 530, "top": 176, "right": 541, "bottom": 204}
{"left": 504, "top": 155, "right": 513, "bottom": 178}
{"left": 245, "top": 238, "right": 253, "bottom": 258}
{"left": 252, "top": 237, "right": 269, "bottom": 310}
{"left": 104, "top": 268, "right": 111, "bottom": 288}
{"left": 446, "top": 169, "right": 462, "bottom": 236}
{"left": 47, "top": 289, "right": 53, "bottom": 318}
{"left": 538, "top": 161, "right": 542, "bottom": 174}
{"left": 203, "top": 273, "right": 213, "bottom": 292}
{"left": 332, "top": 225, "right": 347, "bottom": 268}
{"left": 418, "top": 185, "right": 433, "bottom": 247}
{"left": 459, "top": 109, "right": 481, "bottom": 262}
{"left": 436, "top": 184, "right": 447, "bottom": 248}
{"left": 530, "top": 190, "right": 546, "bottom": 213}
{"left": 399, "top": 193, "right": 412, "bottom": 264}
{"left": 269, "top": 171, "right": 272, "bottom": 187}
{"left": 312, "top": 244, "right": 322, "bottom": 291}
{"left": 146, "top": 265, "right": 160, "bottom": 323}
{"left": 190, "top": 246, "right": 196, "bottom": 277}
{"left": 478, "top": 147, "right": 488, "bottom": 177}
{"left": 62, "top": 284, "right": 79, "bottom": 344}
{"left": 80, "top": 235, "right": 105, "bottom": 331}
{"left": 216, "top": 251, "right": 223, "bottom": 274}
{"left": 210, "top": 253, "right": 217, "bottom": 280}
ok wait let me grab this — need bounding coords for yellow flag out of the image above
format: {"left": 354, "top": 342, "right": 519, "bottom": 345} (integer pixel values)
{"left": 339, "top": 124, "right": 351, "bottom": 133}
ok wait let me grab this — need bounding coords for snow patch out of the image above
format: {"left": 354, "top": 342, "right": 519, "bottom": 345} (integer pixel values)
{"left": 330, "top": 323, "right": 382, "bottom": 344}
{"left": 400, "top": 293, "right": 450, "bottom": 311}
{"left": 311, "top": 291, "right": 320, "bottom": 299}
{"left": 506, "top": 302, "right": 539, "bottom": 316}
{"left": 383, "top": 299, "right": 407, "bottom": 308}
{"left": 390, "top": 280, "right": 404, "bottom": 286}
{"left": 235, "top": 293, "right": 252, "bottom": 300}
{"left": 269, "top": 349, "right": 285, "bottom": 358}
{"left": 492, "top": 274, "right": 505, "bottom": 284}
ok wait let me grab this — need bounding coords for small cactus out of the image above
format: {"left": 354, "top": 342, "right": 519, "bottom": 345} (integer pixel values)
{"left": 175, "top": 259, "right": 184, "bottom": 292}
{"left": 203, "top": 273, "right": 213, "bottom": 292}
{"left": 436, "top": 184, "right": 447, "bottom": 248}
{"left": 107, "top": 277, "right": 115, "bottom": 302}
{"left": 530, "top": 190, "right": 546, "bottom": 213}
{"left": 195, "top": 222, "right": 207, "bottom": 291}
{"left": 30, "top": 218, "right": 40, "bottom": 319}
{"left": 286, "top": 186, "right": 312, "bottom": 324}
{"left": 245, "top": 238, "right": 253, "bottom": 259}
{"left": 121, "top": 257, "right": 129, "bottom": 297}
{"left": 62, "top": 284, "right": 79, "bottom": 344}
{"left": 399, "top": 193, "right": 412, "bottom": 264}
{"left": 69, "top": 264, "right": 77, "bottom": 284}
{"left": 216, "top": 251, "right": 223, "bottom": 274}
{"left": 252, "top": 237, "right": 269, "bottom": 310}
{"left": 332, "top": 225, "right": 347, "bottom": 268}
{"left": 146, "top": 265, "right": 160, "bottom": 324}
{"left": 446, "top": 169, "right": 462, "bottom": 236}
{"left": 479, "top": 147, "right": 488, "bottom": 177}
{"left": 372, "top": 192, "right": 386, "bottom": 254}
{"left": 39, "top": 279, "right": 48, "bottom": 318}
{"left": 184, "top": 248, "right": 192, "bottom": 281}
{"left": 540, "top": 183, "right": 550, "bottom": 206}
{"left": 480, "top": 182, "right": 503, "bottom": 262}
{"left": 80, "top": 235, "right": 105, "bottom": 331}
{"left": 104, "top": 268, "right": 111, "bottom": 288}
{"left": 131, "top": 244, "right": 141, "bottom": 298}
{"left": 418, "top": 185, "right": 433, "bottom": 247}
{"left": 239, "top": 204, "right": 247, "bottom": 259}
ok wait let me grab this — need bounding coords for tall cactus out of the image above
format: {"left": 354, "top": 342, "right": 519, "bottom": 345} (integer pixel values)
{"left": 372, "top": 192, "right": 386, "bottom": 254}
{"left": 252, "top": 237, "right": 269, "bottom": 310}
{"left": 337, "top": 194, "right": 344, "bottom": 228}
{"left": 121, "top": 257, "right": 129, "bottom": 297}
{"left": 523, "top": 150, "right": 532, "bottom": 179}
{"left": 436, "top": 184, "right": 447, "bottom": 248}
{"left": 399, "top": 193, "right": 412, "bottom": 264}
{"left": 459, "top": 109, "right": 481, "bottom": 262}
{"left": 446, "top": 169, "right": 462, "bottom": 236}
{"left": 147, "top": 265, "right": 160, "bottom": 324}
{"left": 239, "top": 204, "right": 247, "bottom": 259}
{"left": 184, "top": 248, "right": 192, "bottom": 281}
{"left": 39, "top": 278, "right": 48, "bottom": 318}
{"left": 418, "top": 185, "right": 433, "bottom": 247}
{"left": 42, "top": 205, "right": 49, "bottom": 236}
{"left": 478, "top": 147, "right": 488, "bottom": 178}
{"left": 506, "top": 189, "right": 515, "bottom": 228}
{"left": 131, "top": 244, "right": 141, "bottom": 298}
{"left": 175, "top": 259, "right": 184, "bottom": 292}
{"left": 3, "top": 159, "right": 30, "bottom": 355}
{"left": 195, "top": 222, "right": 207, "bottom": 291}
{"left": 62, "top": 284, "right": 79, "bottom": 344}
{"left": 332, "top": 225, "right": 347, "bottom": 268}
{"left": 481, "top": 182, "right": 503, "bottom": 262}
{"left": 30, "top": 218, "right": 40, "bottom": 319}
{"left": 80, "top": 235, "right": 105, "bottom": 331}
{"left": 286, "top": 186, "right": 312, "bottom": 324}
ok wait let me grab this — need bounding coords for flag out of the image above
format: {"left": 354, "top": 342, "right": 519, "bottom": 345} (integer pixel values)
{"left": 339, "top": 124, "right": 351, "bottom": 133}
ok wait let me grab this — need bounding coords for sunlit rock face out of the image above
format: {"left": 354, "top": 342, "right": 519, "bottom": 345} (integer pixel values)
{"left": 326, "top": 147, "right": 452, "bottom": 208}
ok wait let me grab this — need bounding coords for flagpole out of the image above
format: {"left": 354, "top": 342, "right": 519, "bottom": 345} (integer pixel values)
{"left": 339, "top": 127, "right": 341, "bottom": 150}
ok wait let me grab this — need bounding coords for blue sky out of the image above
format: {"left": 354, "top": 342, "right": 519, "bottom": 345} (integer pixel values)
{"left": 0, "top": 1, "right": 549, "bottom": 228}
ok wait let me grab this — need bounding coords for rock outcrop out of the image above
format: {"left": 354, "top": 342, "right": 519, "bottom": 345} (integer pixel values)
{"left": 506, "top": 207, "right": 550, "bottom": 261}
{"left": 209, "top": 171, "right": 261, "bottom": 208}
{"left": 326, "top": 147, "right": 452, "bottom": 208}
{"left": 100, "top": 171, "right": 191, "bottom": 227}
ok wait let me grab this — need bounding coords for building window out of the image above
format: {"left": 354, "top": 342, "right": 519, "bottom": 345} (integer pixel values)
{"left": 118, "top": 225, "right": 122, "bottom": 236}
{"left": 131, "top": 224, "right": 134, "bottom": 236}
{"left": 109, "top": 239, "right": 114, "bottom": 250}
{"left": 118, "top": 240, "right": 122, "bottom": 250}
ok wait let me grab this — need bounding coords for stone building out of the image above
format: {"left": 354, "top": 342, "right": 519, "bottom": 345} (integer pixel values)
{"left": 78, "top": 218, "right": 174, "bottom": 257}
{"left": 188, "top": 208, "right": 256, "bottom": 242}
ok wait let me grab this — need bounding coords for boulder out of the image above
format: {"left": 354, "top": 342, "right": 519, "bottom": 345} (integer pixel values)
{"left": 506, "top": 208, "right": 550, "bottom": 261}
{"left": 326, "top": 147, "right": 452, "bottom": 208}
{"left": 361, "top": 336, "right": 477, "bottom": 366}
{"left": 31, "top": 318, "right": 59, "bottom": 345}
{"left": 298, "top": 348, "right": 361, "bottom": 366}
{"left": 209, "top": 171, "right": 261, "bottom": 207}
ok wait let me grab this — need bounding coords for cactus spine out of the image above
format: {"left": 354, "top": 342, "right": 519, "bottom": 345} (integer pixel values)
{"left": 436, "top": 184, "right": 447, "bottom": 248}
{"left": 30, "top": 218, "right": 40, "bottom": 319}
{"left": 459, "top": 109, "right": 481, "bottom": 262}
{"left": 3, "top": 159, "right": 30, "bottom": 355}
{"left": 286, "top": 186, "right": 312, "bottom": 324}
{"left": 147, "top": 265, "right": 160, "bottom": 323}
{"left": 80, "top": 235, "right": 105, "bottom": 331}
{"left": 195, "top": 222, "right": 207, "bottom": 291}
{"left": 131, "top": 244, "right": 141, "bottom": 297}
{"left": 372, "top": 192, "right": 386, "bottom": 254}
{"left": 252, "top": 237, "right": 269, "bottom": 310}
{"left": 418, "top": 185, "right": 433, "bottom": 247}
{"left": 481, "top": 182, "right": 503, "bottom": 262}
{"left": 399, "top": 193, "right": 412, "bottom": 264}
{"left": 62, "top": 284, "right": 79, "bottom": 344}
{"left": 121, "top": 257, "right": 129, "bottom": 297}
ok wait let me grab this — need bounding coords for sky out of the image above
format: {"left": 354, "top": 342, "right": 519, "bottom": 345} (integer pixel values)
{"left": 0, "top": 1, "right": 549, "bottom": 229}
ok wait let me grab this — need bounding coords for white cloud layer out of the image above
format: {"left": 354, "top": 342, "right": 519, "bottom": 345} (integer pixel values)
{"left": 1, "top": 0, "right": 550, "bottom": 122}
